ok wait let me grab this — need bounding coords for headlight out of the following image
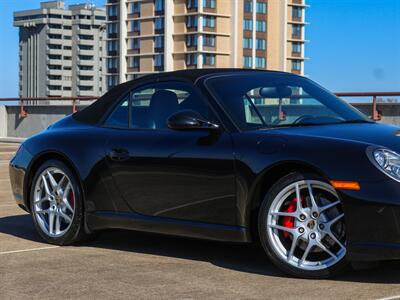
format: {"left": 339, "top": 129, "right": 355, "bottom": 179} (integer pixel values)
{"left": 371, "top": 148, "right": 400, "bottom": 182}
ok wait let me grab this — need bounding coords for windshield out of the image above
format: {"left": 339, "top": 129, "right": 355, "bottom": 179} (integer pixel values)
{"left": 205, "top": 72, "right": 370, "bottom": 130}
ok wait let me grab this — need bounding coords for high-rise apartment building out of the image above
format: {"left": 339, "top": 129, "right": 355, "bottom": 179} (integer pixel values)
{"left": 14, "top": 1, "right": 107, "bottom": 101}
{"left": 106, "top": 0, "right": 308, "bottom": 91}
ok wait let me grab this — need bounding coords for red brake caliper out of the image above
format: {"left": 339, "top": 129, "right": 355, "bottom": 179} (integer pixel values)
{"left": 282, "top": 197, "right": 304, "bottom": 238}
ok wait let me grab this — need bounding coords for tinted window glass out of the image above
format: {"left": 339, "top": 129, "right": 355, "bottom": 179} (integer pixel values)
{"left": 104, "top": 95, "right": 129, "bottom": 128}
{"left": 130, "top": 82, "right": 211, "bottom": 129}
{"left": 205, "top": 73, "right": 369, "bottom": 130}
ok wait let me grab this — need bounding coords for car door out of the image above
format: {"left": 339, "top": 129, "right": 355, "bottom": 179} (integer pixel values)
{"left": 103, "top": 80, "right": 237, "bottom": 226}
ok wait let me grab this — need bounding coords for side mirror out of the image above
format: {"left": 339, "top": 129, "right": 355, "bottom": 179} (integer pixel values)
{"left": 167, "top": 110, "right": 220, "bottom": 130}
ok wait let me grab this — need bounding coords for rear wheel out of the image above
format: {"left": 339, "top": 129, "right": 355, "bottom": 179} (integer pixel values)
{"left": 259, "top": 172, "right": 349, "bottom": 278}
{"left": 30, "top": 160, "right": 89, "bottom": 245}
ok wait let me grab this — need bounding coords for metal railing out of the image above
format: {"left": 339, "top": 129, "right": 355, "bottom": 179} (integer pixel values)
{"left": 0, "top": 96, "right": 97, "bottom": 117}
{"left": 335, "top": 92, "right": 400, "bottom": 121}
{"left": 1, "top": 92, "right": 400, "bottom": 120}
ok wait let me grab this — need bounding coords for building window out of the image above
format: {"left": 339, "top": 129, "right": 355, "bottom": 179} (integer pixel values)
{"left": 256, "top": 38, "right": 266, "bottom": 50}
{"left": 203, "top": 34, "right": 215, "bottom": 47}
{"left": 186, "top": 53, "right": 197, "bottom": 66}
{"left": 256, "top": 2, "right": 267, "bottom": 14}
{"left": 203, "top": 54, "right": 215, "bottom": 66}
{"left": 154, "top": 54, "right": 164, "bottom": 67}
{"left": 244, "top": 0, "right": 252, "bottom": 13}
{"left": 48, "top": 54, "right": 62, "bottom": 60}
{"left": 79, "top": 24, "right": 91, "bottom": 30}
{"left": 129, "top": 57, "right": 140, "bottom": 68}
{"left": 108, "top": 58, "right": 118, "bottom": 69}
{"left": 187, "top": 0, "right": 198, "bottom": 9}
{"left": 78, "top": 34, "right": 93, "bottom": 40}
{"left": 132, "top": 20, "right": 140, "bottom": 32}
{"left": 79, "top": 55, "right": 93, "bottom": 61}
{"left": 79, "top": 44, "right": 93, "bottom": 50}
{"left": 293, "top": 7, "right": 302, "bottom": 18}
{"left": 292, "top": 24, "right": 301, "bottom": 37}
{"left": 203, "top": 0, "right": 216, "bottom": 9}
{"left": 107, "top": 5, "right": 117, "bottom": 17}
{"left": 132, "top": 38, "right": 140, "bottom": 49}
{"left": 186, "top": 16, "right": 198, "bottom": 28}
{"left": 48, "top": 44, "right": 62, "bottom": 50}
{"left": 292, "top": 42, "right": 301, "bottom": 53}
{"left": 203, "top": 16, "right": 215, "bottom": 28}
{"left": 48, "top": 34, "right": 62, "bottom": 39}
{"left": 107, "top": 23, "right": 118, "bottom": 34}
{"left": 107, "top": 40, "right": 118, "bottom": 52}
{"left": 255, "top": 57, "right": 266, "bottom": 68}
{"left": 243, "top": 38, "right": 252, "bottom": 49}
{"left": 132, "top": 2, "right": 140, "bottom": 14}
{"left": 155, "top": 0, "right": 164, "bottom": 11}
{"left": 48, "top": 23, "right": 62, "bottom": 29}
{"left": 292, "top": 60, "right": 301, "bottom": 71}
{"left": 48, "top": 75, "right": 62, "bottom": 80}
{"left": 154, "top": 17, "right": 164, "bottom": 30}
{"left": 154, "top": 36, "right": 164, "bottom": 48}
{"left": 107, "top": 75, "right": 119, "bottom": 89}
{"left": 186, "top": 35, "right": 198, "bottom": 47}
{"left": 256, "top": 20, "right": 266, "bottom": 32}
{"left": 48, "top": 65, "right": 62, "bottom": 70}
{"left": 244, "top": 19, "right": 253, "bottom": 31}
{"left": 243, "top": 56, "right": 252, "bottom": 68}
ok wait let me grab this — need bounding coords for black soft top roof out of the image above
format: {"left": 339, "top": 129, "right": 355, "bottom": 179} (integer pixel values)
{"left": 73, "top": 68, "right": 286, "bottom": 125}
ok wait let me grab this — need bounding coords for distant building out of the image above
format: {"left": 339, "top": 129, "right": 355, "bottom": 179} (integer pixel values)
{"left": 105, "top": 0, "right": 308, "bottom": 91}
{"left": 13, "top": 1, "right": 107, "bottom": 103}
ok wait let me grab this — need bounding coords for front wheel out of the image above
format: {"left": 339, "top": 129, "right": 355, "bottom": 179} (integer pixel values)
{"left": 259, "top": 172, "right": 349, "bottom": 278}
{"left": 30, "top": 160, "right": 89, "bottom": 245}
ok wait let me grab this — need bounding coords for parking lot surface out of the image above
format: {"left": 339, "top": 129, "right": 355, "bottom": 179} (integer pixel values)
{"left": 1, "top": 142, "right": 400, "bottom": 299}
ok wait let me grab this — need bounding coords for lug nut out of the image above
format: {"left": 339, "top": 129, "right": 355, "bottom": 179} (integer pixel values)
{"left": 319, "top": 224, "right": 325, "bottom": 230}
{"left": 298, "top": 227, "right": 305, "bottom": 234}
{"left": 312, "top": 212, "right": 319, "bottom": 218}
{"left": 310, "top": 233, "right": 316, "bottom": 239}
{"left": 300, "top": 214, "right": 306, "bottom": 221}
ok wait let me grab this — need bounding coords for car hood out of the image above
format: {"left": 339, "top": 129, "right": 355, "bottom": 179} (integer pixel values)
{"left": 266, "top": 122, "right": 400, "bottom": 151}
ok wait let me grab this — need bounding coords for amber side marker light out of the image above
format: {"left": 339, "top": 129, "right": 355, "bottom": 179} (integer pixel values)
{"left": 330, "top": 180, "right": 361, "bottom": 191}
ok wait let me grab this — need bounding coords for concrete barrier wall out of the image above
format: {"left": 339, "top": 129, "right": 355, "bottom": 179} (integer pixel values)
{"left": 2, "top": 105, "right": 86, "bottom": 138}
{"left": 1, "top": 103, "right": 400, "bottom": 138}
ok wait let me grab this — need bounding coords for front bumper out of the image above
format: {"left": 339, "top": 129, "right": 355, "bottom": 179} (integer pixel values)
{"left": 340, "top": 179, "right": 400, "bottom": 261}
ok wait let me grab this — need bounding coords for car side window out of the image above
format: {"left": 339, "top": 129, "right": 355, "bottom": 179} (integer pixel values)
{"left": 104, "top": 94, "right": 129, "bottom": 128}
{"left": 130, "top": 82, "right": 211, "bottom": 129}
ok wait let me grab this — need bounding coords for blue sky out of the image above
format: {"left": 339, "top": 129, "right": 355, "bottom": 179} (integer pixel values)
{"left": 0, "top": 0, "right": 399, "bottom": 97}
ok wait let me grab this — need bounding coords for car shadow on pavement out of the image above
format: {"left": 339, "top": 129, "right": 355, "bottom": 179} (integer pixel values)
{"left": 2, "top": 213, "right": 400, "bottom": 283}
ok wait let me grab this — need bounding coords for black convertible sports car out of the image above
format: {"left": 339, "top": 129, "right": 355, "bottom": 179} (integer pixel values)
{"left": 9, "top": 69, "right": 400, "bottom": 278}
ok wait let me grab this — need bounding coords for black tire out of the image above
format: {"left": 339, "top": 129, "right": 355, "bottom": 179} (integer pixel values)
{"left": 258, "top": 172, "right": 350, "bottom": 279}
{"left": 30, "top": 159, "right": 90, "bottom": 245}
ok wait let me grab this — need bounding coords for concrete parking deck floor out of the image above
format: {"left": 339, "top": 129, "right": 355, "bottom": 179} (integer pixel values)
{"left": 1, "top": 143, "right": 400, "bottom": 299}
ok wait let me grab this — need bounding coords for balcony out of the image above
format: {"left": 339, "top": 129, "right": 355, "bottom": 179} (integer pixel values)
{"left": 46, "top": 48, "right": 63, "bottom": 55}
{"left": 77, "top": 69, "right": 94, "bottom": 76}
{"left": 78, "top": 49, "right": 94, "bottom": 56}
{"left": 77, "top": 89, "right": 95, "bottom": 96}
{"left": 46, "top": 79, "right": 62, "bottom": 86}
{"left": 77, "top": 59, "right": 94, "bottom": 66}
{"left": 77, "top": 39, "right": 95, "bottom": 46}
{"left": 46, "top": 28, "right": 63, "bottom": 35}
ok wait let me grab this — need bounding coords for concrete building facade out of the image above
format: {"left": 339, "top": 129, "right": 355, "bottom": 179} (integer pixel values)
{"left": 106, "top": 0, "right": 308, "bottom": 91}
{"left": 14, "top": 1, "right": 107, "bottom": 101}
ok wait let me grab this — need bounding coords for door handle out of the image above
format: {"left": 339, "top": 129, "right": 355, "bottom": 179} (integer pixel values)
{"left": 109, "top": 149, "right": 129, "bottom": 161}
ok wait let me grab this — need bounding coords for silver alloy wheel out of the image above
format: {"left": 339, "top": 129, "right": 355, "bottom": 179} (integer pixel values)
{"left": 266, "top": 180, "right": 346, "bottom": 271}
{"left": 32, "top": 167, "right": 75, "bottom": 238}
